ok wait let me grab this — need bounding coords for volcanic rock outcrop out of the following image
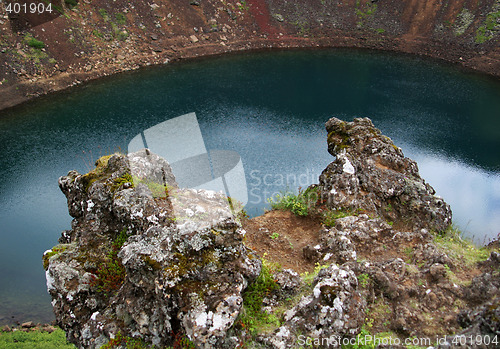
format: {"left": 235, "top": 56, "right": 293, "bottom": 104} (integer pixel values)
{"left": 44, "top": 118, "right": 498, "bottom": 349}
{"left": 44, "top": 150, "right": 261, "bottom": 348}
{"left": 319, "top": 117, "right": 452, "bottom": 233}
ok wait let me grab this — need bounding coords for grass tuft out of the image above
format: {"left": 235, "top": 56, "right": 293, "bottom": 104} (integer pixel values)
{"left": 267, "top": 186, "right": 319, "bottom": 216}
{"left": 23, "top": 34, "right": 45, "bottom": 49}
{"left": 433, "top": 225, "right": 490, "bottom": 267}
{"left": 237, "top": 257, "right": 281, "bottom": 335}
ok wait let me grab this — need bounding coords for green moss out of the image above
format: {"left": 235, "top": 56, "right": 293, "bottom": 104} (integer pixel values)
{"left": 98, "top": 8, "right": 109, "bottom": 20}
{"left": 90, "top": 229, "right": 130, "bottom": 297}
{"left": 92, "top": 30, "right": 104, "bottom": 38}
{"left": 475, "top": 1, "right": 500, "bottom": 43}
{"left": 101, "top": 331, "right": 150, "bottom": 349}
{"left": 111, "top": 173, "right": 134, "bottom": 192}
{"left": 43, "top": 245, "right": 69, "bottom": 270}
{"left": 227, "top": 196, "right": 248, "bottom": 221}
{"left": 357, "top": 273, "right": 370, "bottom": 288}
{"left": 171, "top": 332, "right": 196, "bottom": 349}
{"left": 355, "top": 0, "right": 377, "bottom": 28}
{"left": 163, "top": 249, "right": 221, "bottom": 282}
{"left": 237, "top": 258, "right": 281, "bottom": 335}
{"left": 24, "top": 34, "right": 45, "bottom": 49}
{"left": 328, "top": 130, "right": 351, "bottom": 152}
{"left": 159, "top": 245, "right": 226, "bottom": 303}
{"left": 132, "top": 176, "right": 170, "bottom": 198}
{"left": 115, "top": 28, "right": 128, "bottom": 41}
{"left": 142, "top": 255, "right": 162, "bottom": 271}
{"left": 403, "top": 246, "right": 414, "bottom": 263}
{"left": 96, "top": 10, "right": 129, "bottom": 41}
{"left": 64, "top": 0, "right": 77, "bottom": 8}
{"left": 237, "top": 0, "right": 249, "bottom": 11}
{"left": 0, "top": 328, "right": 75, "bottom": 349}
{"left": 80, "top": 154, "right": 113, "bottom": 192}
{"left": 115, "top": 13, "right": 127, "bottom": 25}
{"left": 295, "top": 21, "right": 310, "bottom": 37}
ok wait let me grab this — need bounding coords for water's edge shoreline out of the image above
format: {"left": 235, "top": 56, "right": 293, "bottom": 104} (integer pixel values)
{"left": 1, "top": 34, "right": 499, "bottom": 114}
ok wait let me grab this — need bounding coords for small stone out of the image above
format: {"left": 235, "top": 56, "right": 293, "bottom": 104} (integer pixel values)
{"left": 21, "top": 321, "right": 35, "bottom": 328}
{"left": 273, "top": 13, "right": 284, "bottom": 22}
{"left": 2, "top": 325, "right": 11, "bottom": 332}
{"left": 42, "top": 325, "right": 56, "bottom": 333}
{"left": 303, "top": 245, "right": 321, "bottom": 262}
{"left": 392, "top": 316, "right": 406, "bottom": 331}
{"left": 190, "top": 35, "right": 199, "bottom": 43}
{"left": 429, "top": 263, "right": 447, "bottom": 281}
{"left": 488, "top": 251, "right": 500, "bottom": 264}
{"left": 150, "top": 34, "right": 158, "bottom": 40}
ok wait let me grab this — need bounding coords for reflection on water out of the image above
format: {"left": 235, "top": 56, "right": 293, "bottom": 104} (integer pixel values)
{"left": 404, "top": 145, "right": 500, "bottom": 244}
{"left": 0, "top": 49, "right": 499, "bottom": 324}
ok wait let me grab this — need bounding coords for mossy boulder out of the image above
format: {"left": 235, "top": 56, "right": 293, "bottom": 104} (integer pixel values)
{"left": 319, "top": 117, "right": 452, "bottom": 233}
{"left": 45, "top": 150, "right": 260, "bottom": 348}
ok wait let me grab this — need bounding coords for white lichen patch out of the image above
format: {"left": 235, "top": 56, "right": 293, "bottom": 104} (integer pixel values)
{"left": 342, "top": 156, "right": 355, "bottom": 175}
{"left": 86, "top": 200, "right": 95, "bottom": 212}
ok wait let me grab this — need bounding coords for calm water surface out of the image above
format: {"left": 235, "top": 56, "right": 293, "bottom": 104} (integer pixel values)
{"left": 1, "top": 49, "right": 499, "bottom": 324}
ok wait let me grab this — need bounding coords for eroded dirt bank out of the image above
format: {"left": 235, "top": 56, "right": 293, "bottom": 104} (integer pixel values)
{"left": 1, "top": 0, "right": 500, "bottom": 111}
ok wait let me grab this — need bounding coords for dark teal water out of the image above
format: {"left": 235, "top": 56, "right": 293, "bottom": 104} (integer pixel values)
{"left": 1, "top": 49, "right": 499, "bottom": 325}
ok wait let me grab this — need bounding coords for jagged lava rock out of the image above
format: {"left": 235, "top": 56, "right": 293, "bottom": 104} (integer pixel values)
{"left": 44, "top": 150, "right": 261, "bottom": 348}
{"left": 319, "top": 117, "right": 452, "bottom": 232}
{"left": 259, "top": 264, "right": 366, "bottom": 349}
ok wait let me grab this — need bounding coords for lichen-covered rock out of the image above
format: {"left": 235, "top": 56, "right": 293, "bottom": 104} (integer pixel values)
{"left": 319, "top": 215, "right": 392, "bottom": 264}
{"left": 462, "top": 271, "right": 500, "bottom": 307}
{"left": 437, "top": 299, "right": 500, "bottom": 348}
{"left": 260, "top": 264, "right": 366, "bottom": 348}
{"left": 44, "top": 150, "right": 261, "bottom": 348}
{"left": 273, "top": 269, "right": 302, "bottom": 298}
{"left": 319, "top": 117, "right": 452, "bottom": 233}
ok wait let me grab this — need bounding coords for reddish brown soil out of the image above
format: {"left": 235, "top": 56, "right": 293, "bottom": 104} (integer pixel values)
{"left": 0, "top": 0, "right": 499, "bottom": 112}
{"left": 243, "top": 210, "right": 322, "bottom": 274}
{"left": 247, "top": 0, "right": 279, "bottom": 35}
